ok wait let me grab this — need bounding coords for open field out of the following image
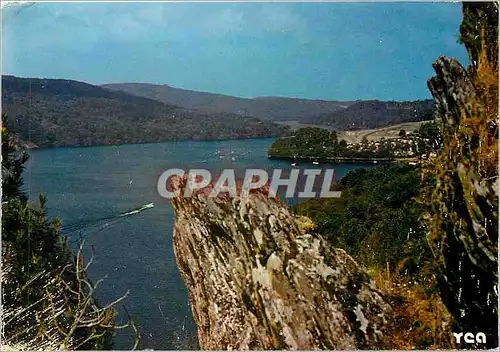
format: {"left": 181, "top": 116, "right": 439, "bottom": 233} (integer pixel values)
{"left": 338, "top": 121, "right": 431, "bottom": 144}
{"left": 276, "top": 120, "right": 431, "bottom": 144}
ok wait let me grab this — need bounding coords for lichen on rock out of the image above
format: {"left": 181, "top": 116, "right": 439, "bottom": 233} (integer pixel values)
{"left": 169, "top": 177, "right": 391, "bottom": 349}
{"left": 424, "top": 2, "right": 498, "bottom": 348}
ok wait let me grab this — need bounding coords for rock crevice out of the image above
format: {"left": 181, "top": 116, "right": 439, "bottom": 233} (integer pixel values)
{"left": 170, "top": 178, "right": 391, "bottom": 349}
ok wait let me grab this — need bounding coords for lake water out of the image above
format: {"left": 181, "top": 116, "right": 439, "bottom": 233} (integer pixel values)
{"left": 23, "top": 138, "right": 371, "bottom": 350}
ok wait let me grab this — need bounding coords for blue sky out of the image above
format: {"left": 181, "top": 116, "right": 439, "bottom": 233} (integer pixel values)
{"left": 2, "top": 2, "right": 469, "bottom": 101}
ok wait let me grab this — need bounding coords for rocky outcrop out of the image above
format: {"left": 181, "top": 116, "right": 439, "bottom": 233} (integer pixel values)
{"left": 424, "top": 2, "right": 498, "bottom": 348}
{"left": 170, "top": 178, "right": 391, "bottom": 350}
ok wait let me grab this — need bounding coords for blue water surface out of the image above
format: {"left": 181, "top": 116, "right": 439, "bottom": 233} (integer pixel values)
{"left": 24, "top": 138, "right": 370, "bottom": 349}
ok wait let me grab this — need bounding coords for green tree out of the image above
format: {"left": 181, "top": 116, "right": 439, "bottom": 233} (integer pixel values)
{"left": 1, "top": 114, "right": 137, "bottom": 349}
{"left": 2, "top": 113, "right": 29, "bottom": 201}
{"left": 338, "top": 139, "right": 348, "bottom": 150}
{"left": 416, "top": 121, "right": 443, "bottom": 153}
{"left": 295, "top": 164, "right": 431, "bottom": 276}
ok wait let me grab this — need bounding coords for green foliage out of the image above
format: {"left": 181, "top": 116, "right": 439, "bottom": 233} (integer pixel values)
{"left": 459, "top": 2, "right": 498, "bottom": 71}
{"left": 268, "top": 126, "right": 399, "bottom": 160}
{"left": 424, "top": 2, "right": 498, "bottom": 346}
{"left": 294, "top": 164, "right": 433, "bottom": 277}
{"left": 1, "top": 114, "right": 137, "bottom": 349}
{"left": 300, "top": 99, "right": 435, "bottom": 129}
{"left": 2, "top": 76, "right": 288, "bottom": 147}
{"left": 268, "top": 127, "right": 342, "bottom": 158}
{"left": 415, "top": 121, "right": 442, "bottom": 154}
{"left": 2, "top": 113, "right": 29, "bottom": 201}
{"left": 2, "top": 198, "right": 116, "bottom": 350}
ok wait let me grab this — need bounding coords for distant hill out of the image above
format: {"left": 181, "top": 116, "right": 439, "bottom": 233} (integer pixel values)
{"left": 101, "top": 82, "right": 353, "bottom": 121}
{"left": 298, "top": 99, "right": 435, "bottom": 130}
{"left": 1, "top": 75, "right": 288, "bottom": 147}
{"left": 101, "top": 83, "right": 435, "bottom": 130}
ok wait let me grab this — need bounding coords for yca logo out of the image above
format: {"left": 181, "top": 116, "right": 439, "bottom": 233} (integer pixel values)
{"left": 453, "top": 332, "right": 486, "bottom": 344}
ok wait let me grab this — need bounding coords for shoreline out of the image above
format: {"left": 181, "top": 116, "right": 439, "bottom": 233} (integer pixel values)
{"left": 24, "top": 135, "right": 280, "bottom": 151}
{"left": 268, "top": 154, "right": 418, "bottom": 164}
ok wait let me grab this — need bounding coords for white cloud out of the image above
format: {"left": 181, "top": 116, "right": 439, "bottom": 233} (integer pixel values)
{"left": 3, "top": 2, "right": 311, "bottom": 46}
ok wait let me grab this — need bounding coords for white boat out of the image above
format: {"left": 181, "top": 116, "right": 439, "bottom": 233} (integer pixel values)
{"left": 119, "top": 202, "right": 154, "bottom": 217}
{"left": 312, "top": 161, "right": 319, "bottom": 165}
{"left": 291, "top": 162, "right": 297, "bottom": 167}
{"left": 373, "top": 160, "right": 378, "bottom": 164}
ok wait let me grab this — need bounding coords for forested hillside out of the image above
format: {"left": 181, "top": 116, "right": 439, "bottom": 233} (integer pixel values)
{"left": 103, "top": 82, "right": 435, "bottom": 130}
{"left": 101, "top": 82, "right": 352, "bottom": 121}
{"left": 299, "top": 99, "right": 435, "bottom": 129}
{"left": 1, "top": 76, "right": 288, "bottom": 147}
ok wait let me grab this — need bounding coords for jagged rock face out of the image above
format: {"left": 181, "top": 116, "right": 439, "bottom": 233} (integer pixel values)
{"left": 425, "top": 3, "right": 498, "bottom": 348}
{"left": 459, "top": 2, "right": 498, "bottom": 71}
{"left": 170, "top": 179, "right": 391, "bottom": 350}
{"left": 427, "top": 59, "right": 498, "bottom": 347}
